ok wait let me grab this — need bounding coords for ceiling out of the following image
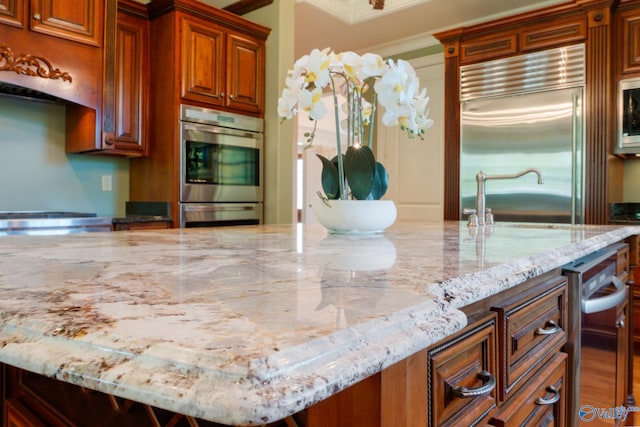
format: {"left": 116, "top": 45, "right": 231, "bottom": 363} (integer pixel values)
{"left": 191, "top": 0, "right": 569, "bottom": 57}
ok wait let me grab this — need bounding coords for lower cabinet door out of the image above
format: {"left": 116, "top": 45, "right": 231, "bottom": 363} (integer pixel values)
{"left": 427, "top": 312, "right": 498, "bottom": 427}
{"left": 489, "top": 352, "right": 567, "bottom": 427}
{"left": 5, "top": 399, "right": 46, "bottom": 427}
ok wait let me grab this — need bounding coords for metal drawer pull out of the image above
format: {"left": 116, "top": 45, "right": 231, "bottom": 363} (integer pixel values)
{"left": 535, "top": 385, "right": 560, "bottom": 405}
{"left": 535, "top": 320, "right": 561, "bottom": 336}
{"left": 452, "top": 370, "right": 496, "bottom": 398}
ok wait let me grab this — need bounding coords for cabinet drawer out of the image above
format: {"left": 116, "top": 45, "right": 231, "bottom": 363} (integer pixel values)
{"left": 491, "top": 276, "right": 567, "bottom": 401}
{"left": 428, "top": 312, "right": 498, "bottom": 427}
{"left": 489, "top": 352, "right": 567, "bottom": 427}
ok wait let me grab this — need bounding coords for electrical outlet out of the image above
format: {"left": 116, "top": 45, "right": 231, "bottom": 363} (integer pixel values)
{"left": 101, "top": 175, "right": 112, "bottom": 192}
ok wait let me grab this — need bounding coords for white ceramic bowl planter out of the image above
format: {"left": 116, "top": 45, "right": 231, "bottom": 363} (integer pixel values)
{"left": 313, "top": 199, "right": 397, "bottom": 234}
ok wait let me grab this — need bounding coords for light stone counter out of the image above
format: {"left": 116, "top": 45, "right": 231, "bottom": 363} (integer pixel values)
{"left": 0, "top": 221, "right": 636, "bottom": 425}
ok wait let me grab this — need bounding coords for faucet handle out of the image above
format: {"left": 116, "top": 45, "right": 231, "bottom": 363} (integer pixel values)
{"left": 485, "top": 208, "right": 494, "bottom": 225}
{"left": 463, "top": 208, "right": 479, "bottom": 227}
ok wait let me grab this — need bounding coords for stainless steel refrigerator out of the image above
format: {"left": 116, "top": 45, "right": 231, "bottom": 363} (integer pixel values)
{"left": 459, "top": 44, "right": 585, "bottom": 224}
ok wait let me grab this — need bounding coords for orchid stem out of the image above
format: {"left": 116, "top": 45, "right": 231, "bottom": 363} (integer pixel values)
{"left": 329, "top": 74, "right": 347, "bottom": 200}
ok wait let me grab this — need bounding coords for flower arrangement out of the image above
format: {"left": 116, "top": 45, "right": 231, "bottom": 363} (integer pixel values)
{"left": 278, "top": 48, "right": 434, "bottom": 201}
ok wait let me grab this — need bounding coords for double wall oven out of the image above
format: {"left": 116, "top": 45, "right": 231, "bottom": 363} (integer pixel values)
{"left": 179, "top": 105, "right": 264, "bottom": 228}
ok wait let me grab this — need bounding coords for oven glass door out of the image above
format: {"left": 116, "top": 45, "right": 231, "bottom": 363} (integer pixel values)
{"left": 186, "top": 139, "right": 259, "bottom": 186}
{"left": 181, "top": 123, "right": 263, "bottom": 203}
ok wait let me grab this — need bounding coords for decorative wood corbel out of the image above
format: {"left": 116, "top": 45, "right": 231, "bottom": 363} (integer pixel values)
{"left": 0, "top": 45, "right": 72, "bottom": 82}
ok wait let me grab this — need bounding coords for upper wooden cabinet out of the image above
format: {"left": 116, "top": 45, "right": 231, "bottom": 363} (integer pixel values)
{"left": 0, "top": 0, "right": 25, "bottom": 27}
{"left": 0, "top": 0, "right": 101, "bottom": 45}
{"left": 103, "top": 0, "right": 149, "bottom": 156}
{"left": 29, "top": 0, "right": 102, "bottom": 46}
{"left": 226, "top": 31, "right": 264, "bottom": 114}
{"left": 149, "top": 0, "right": 270, "bottom": 117}
{"left": 181, "top": 15, "right": 225, "bottom": 106}
{"left": 65, "top": 0, "right": 149, "bottom": 156}
{"left": 0, "top": 0, "right": 105, "bottom": 107}
{"left": 616, "top": 4, "right": 640, "bottom": 76}
{"left": 179, "top": 8, "right": 266, "bottom": 115}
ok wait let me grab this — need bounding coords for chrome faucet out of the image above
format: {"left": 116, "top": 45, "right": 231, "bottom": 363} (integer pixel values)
{"left": 464, "top": 168, "right": 544, "bottom": 226}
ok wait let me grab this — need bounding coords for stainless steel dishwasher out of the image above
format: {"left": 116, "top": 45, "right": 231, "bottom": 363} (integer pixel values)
{"left": 563, "top": 244, "right": 630, "bottom": 427}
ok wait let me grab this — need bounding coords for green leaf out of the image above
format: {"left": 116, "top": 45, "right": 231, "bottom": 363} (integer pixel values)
{"left": 316, "top": 154, "right": 340, "bottom": 199}
{"left": 344, "top": 145, "right": 376, "bottom": 200}
{"left": 369, "top": 162, "right": 389, "bottom": 200}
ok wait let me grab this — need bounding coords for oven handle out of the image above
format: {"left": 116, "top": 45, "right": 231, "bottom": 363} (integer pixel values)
{"left": 581, "top": 276, "right": 627, "bottom": 314}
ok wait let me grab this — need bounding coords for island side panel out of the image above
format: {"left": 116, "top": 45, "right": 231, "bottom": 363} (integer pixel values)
{"left": 305, "top": 349, "right": 428, "bottom": 427}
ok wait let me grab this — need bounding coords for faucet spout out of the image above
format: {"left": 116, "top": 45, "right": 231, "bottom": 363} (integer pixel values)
{"left": 472, "top": 168, "right": 544, "bottom": 226}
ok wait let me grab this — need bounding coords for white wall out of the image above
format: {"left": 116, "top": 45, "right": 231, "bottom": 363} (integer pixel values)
{"left": 0, "top": 96, "right": 129, "bottom": 216}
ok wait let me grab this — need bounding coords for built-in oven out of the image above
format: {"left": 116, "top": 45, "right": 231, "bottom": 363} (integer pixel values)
{"left": 563, "top": 244, "right": 630, "bottom": 427}
{"left": 179, "top": 105, "right": 264, "bottom": 227}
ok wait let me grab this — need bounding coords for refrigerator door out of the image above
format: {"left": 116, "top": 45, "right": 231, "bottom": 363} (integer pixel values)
{"left": 460, "top": 87, "right": 583, "bottom": 224}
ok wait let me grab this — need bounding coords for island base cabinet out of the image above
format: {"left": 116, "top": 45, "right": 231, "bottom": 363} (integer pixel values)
{"left": 427, "top": 312, "right": 498, "bottom": 427}
{"left": 488, "top": 352, "right": 567, "bottom": 427}
{"left": 0, "top": 364, "right": 294, "bottom": 427}
{"left": 305, "top": 348, "right": 428, "bottom": 427}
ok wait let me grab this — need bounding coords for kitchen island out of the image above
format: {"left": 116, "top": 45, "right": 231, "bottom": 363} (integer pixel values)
{"left": 0, "top": 221, "right": 636, "bottom": 426}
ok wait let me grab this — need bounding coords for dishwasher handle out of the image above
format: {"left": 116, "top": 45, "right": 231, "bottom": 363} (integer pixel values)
{"left": 581, "top": 276, "right": 627, "bottom": 314}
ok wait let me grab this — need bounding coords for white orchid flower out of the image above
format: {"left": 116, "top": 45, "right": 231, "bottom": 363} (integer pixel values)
{"left": 277, "top": 88, "right": 298, "bottom": 119}
{"left": 298, "top": 87, "right": 327, "bottom": 120}
{"left": 277, "top": 48, "right": 433, "bottom": 145}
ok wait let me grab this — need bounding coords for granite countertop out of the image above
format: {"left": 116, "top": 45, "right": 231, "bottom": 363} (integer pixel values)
{"left": 0, "top": 221, "right": 636, "bottom": 425}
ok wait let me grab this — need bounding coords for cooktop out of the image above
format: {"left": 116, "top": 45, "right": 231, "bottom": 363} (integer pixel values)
{"left": 0, "top": 211, "right": 98, "bottom": 219}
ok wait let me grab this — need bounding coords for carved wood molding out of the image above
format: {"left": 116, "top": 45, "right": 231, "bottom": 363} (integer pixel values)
{"left": 0, "top": 45, "right": 72, "bottom": 82}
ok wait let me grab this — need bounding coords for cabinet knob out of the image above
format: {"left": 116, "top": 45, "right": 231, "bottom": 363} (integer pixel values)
{"left": 229, "top": 94, "right": 234, "bottom": 100}
{"left": 33, "top": 13, "right": 41, "bottom": 20}
{"left": 617, "top": 320, "right": 625, "bottom": 328}
{"left": 452, "top": 370, "right": 496, "bottom": 398}
{"left": 105, "top": 137, "right": 114, "bottom": 146}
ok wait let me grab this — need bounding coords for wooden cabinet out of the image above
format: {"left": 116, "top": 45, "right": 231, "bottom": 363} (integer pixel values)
{"left": 428, "top": 270, "right": 569, "bottom": 427}
{"left": 427, "top": 313, "right": 498, "bottom": 427}
{"left": 105, "top": 0, "right": 149, "bottom": 155}
{"left": 66, "top": 0, "right": 149, "bottom": 156}
{"left": 29, "top": 0, "right": 101, "bottom": 46}
{"left": 491, "top": 275, "right": 567, "bottom": 402}
{"left": 0, "top": 0, "right": 101, "bottom": 45}
{"left": 225, "top": 31, "right": 264, "bottom": 114}
{"left": 0, "top": 0, "right": 106, "bottom": 109}
{"left": 181, "top": 14, "right": 225, "bottom": 107}
{"left": 0, "top": 0, "right": 24, "bottom": 27}
{"left": 178, "top": 7, "right": 266, "bottom": 115}
{"left": 489, "top": 352, "right": 567, "bottom": 427}
{"left": 617, "top": 5, "right": 640, "bottom": 76}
